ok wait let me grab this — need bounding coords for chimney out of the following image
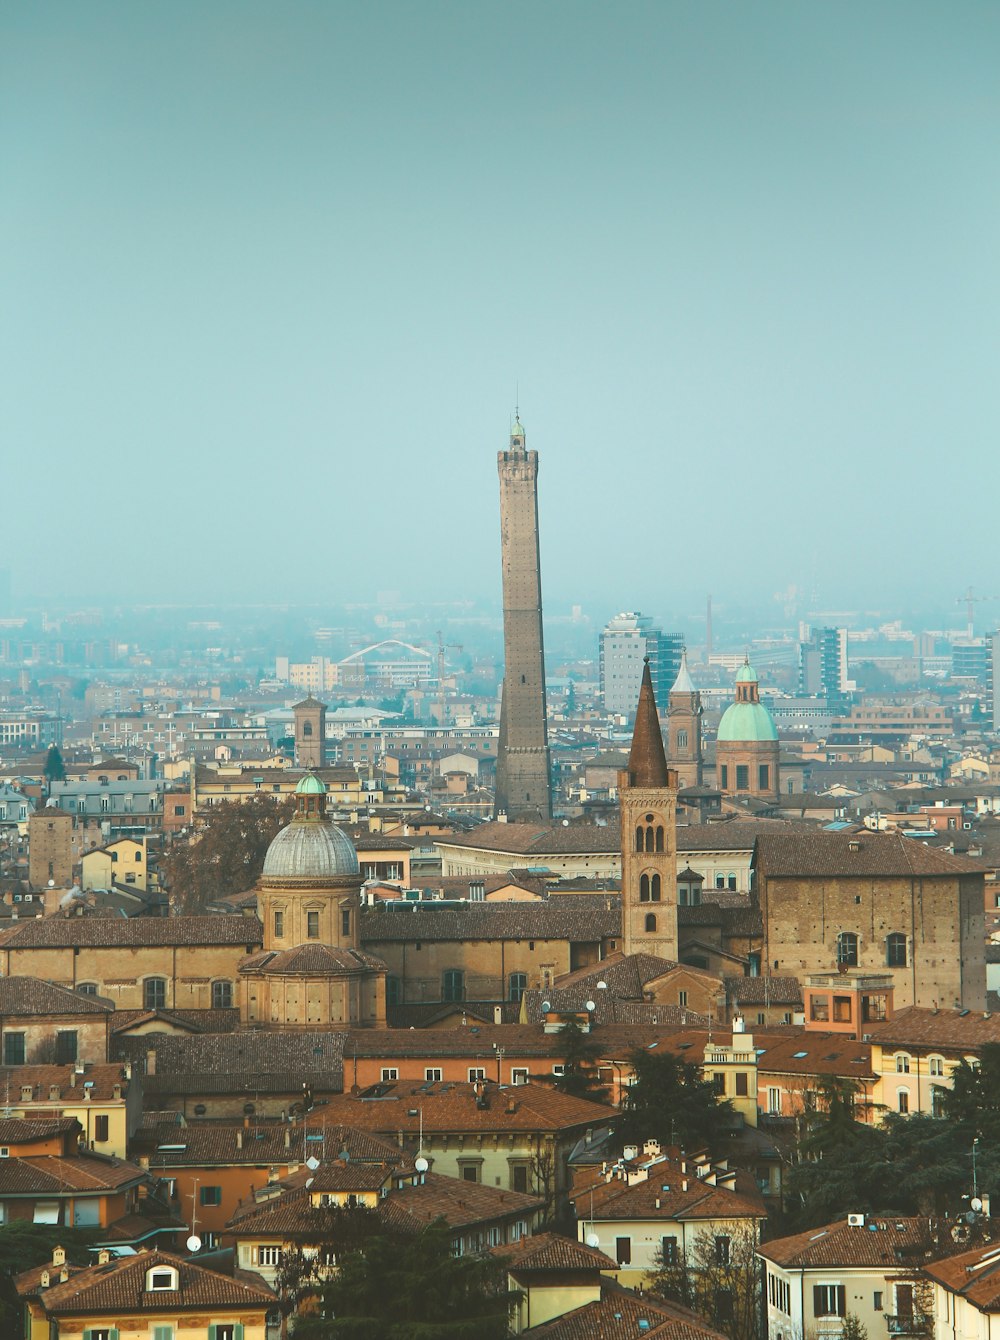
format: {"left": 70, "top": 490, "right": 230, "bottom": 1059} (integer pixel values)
{"left": 236, "top": 1130, "right": 243, "bottom": 1149}
{"left": 113, "top": 1083, "right": 121, "bottom": 1100}
{"left": 494, "top": 1006, "right": 503, "bottom": 1025}
{"left": 98, "top": 1249, "right": 111, "bottom": 1264}
{"left": 145, "top": 1049, "right": 156, "bottom": 1077}
{"left": 268, "top": 1166, "right": 279, "bottom": 1184}
{"left": 40, "top": 1271, "right": 49, "bottom": 1289}
{"left": 52, "top": 1246, "right": 66, "bottom": 1267}
{"left": 48, "top": 1085, "right": 60, "bottom": 1101}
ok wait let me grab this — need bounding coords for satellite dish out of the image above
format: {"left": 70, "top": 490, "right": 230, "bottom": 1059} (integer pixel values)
{"left": 542, "top": 1001, "right": 551, "bottom": 1012}
{"left": 415, "top": 1155, "right": 429, "bottom": 1174}
{"left": 306, "top": 1156, "right": 320, "bottom": 1170}
{"left": 585, "top": 1000, "right": 597, "bottom": 1012}
{"left": 186, "top": 1234, "right": 202, "bottom": 1253}
{"left": 586, "top": 1232, "right": 600, "bottom": 1248}
{"left": 973, "top": 1197, "right": 984, "bottom": 1213}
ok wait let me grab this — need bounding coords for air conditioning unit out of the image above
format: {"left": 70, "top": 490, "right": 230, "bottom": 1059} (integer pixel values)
{"left": 848, "top": 1213, "right": 865, "bottom": 1227}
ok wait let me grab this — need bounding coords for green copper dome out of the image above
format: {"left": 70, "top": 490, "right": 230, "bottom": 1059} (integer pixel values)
{"left": 295, "top": 774, "right": 327, "bottom": 796}
{"left": 735, "top": 661, "right": 758, "bottom": 684}
{"left": 717, "top": 700, "right": 778, "bottom": 743}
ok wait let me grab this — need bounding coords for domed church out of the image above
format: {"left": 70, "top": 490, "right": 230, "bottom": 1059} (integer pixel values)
{"left": 715, "top": 659, "right": 780, "bottom": 803}
{"left": 239, "top": 775, "right": 387, "bottom": 1028}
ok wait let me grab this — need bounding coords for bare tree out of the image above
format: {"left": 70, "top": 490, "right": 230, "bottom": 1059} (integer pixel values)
{"left": 650, "top": 1222, "right": 762, "bottom": 1340}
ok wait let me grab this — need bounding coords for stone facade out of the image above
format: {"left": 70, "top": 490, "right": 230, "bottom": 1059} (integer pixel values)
{"left": 495, "top": 418, "right": 552, "bottom": 821}
{"left": 27, "top": 806, "right": 73, "bottom": 888}
{"left": 665, "top": 651, "right": 703, "bottom": 789}
{"left": 293, "top": 696, "right": 327, "bottom": 769}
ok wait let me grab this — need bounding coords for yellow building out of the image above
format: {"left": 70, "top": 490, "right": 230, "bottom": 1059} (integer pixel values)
{"left": 191, "top": 762, "right": 373, "bottom": 815}
{"left": 0, "top": 1061, "right": 141, "bottom": 1158}
{"left": 80, "top": 836, "right": 150, "bottom": 890}
{"left": 16, "top": 1247, "right": 274, "bottom": 1340}
{"left": 866, "top": 1005, "right": 1000, "bottom": 1119}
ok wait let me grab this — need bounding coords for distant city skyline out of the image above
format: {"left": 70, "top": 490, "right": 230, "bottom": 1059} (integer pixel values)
{"left": 4, "top": 2, "right": 999, "bottom": 610}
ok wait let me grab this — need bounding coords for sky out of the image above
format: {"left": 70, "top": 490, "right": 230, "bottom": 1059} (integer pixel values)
{"left": 3, "top": 2, "right": 999, "bottom": 623}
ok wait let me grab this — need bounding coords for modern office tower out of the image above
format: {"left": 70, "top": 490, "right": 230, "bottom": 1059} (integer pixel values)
{"left": 600, "top": 612, "right": 682, "bottom": 716}
{"left": 799, "top": 626, "right": 851, "bottom": 699}
{"left": 494, "top": 417, "right": 552, "bottom": 822}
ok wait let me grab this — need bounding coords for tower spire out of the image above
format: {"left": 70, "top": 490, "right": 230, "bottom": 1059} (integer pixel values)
{"left": 627, "top": 658, "right": 669, "bottom": 788}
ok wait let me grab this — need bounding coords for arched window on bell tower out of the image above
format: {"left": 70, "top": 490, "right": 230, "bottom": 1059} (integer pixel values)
{"left": 640, "top": 874, "right": 650, "bottom": 902}
{"left": 645, "top": 913, "right": 657, "bottom": 933}
{"left": 651, "top": 874, "right": 661, "bottom": 902}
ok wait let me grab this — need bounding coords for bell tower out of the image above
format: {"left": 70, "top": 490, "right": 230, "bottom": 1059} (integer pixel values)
{"left": 618, "top": 659, "right": 678, "bottom": 960}
{"left": 293, "top": 696, "right": 327, "bottom": 769}
{"left": 666, "top": 649, "right": 703, "bottom": 789}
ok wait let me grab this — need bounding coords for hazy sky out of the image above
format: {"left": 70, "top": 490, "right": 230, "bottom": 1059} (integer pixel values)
{"left": 4, "top": 2, "right": 999, "bottom": 618}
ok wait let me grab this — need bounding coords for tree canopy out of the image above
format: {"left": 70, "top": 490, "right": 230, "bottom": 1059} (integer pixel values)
{"left": 619, "top": 1048, "right": 735, "bottom": 1155}
{"left": 292, "top": 1219, "right": 513, "bottom": 1340}
{"left": 533, "top": 1018, "right": 609, "bottom": 1103}
{"left": 160, "top": 792, "right": 295, "bottom": 912}
{"left": 43, "top": 744, "right": 66, "bottom": 785}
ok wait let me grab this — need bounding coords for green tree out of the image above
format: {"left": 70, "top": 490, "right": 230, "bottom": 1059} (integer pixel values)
{"left": 292, "top": 1219, "right": 513, "bottom": 1340}
{"left": 43, "top": 744, "right": 66, "bottom": 788}
{"left": 0, "top": 1224, "right": 98, "bottom": 1339}
{"left": 160, "top": 792, "right": 295, "bottom": 913}
{"left": 840, "top": 1315, "right": 869, "bottom": 1340}
{"left": 533, "top": 1019, "right": 609, "bottom": 1103}
{"left": 619, "top": 1049, "right": 735, "bottom": 1155}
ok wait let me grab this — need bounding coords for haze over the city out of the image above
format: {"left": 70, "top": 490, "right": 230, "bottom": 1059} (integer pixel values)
{"left": 4, "top": 2, "right": 999, "bottom": 612}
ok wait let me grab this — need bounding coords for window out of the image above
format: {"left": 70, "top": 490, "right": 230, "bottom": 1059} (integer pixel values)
{"left": 735, "top": 765, "right": 749, "bottom": 791}
{"left": 720, "top": 765, "right": 728, "bottom": 789}
{"left": 874, "top": 1292, "right": 883, "bottom": 1312}
{"left": 836, "top": 932, "right": 858, "bottom": 967}
{"left": 897, "top": 1088, "right": 910, "bottom": 1114}
{"left": 758, "top": 764, "right": 770, "bottom": 790}
{"left": 152, "top": 1328, "right": 173, "bottom": 1340}
{"left": 508, "top": 972, "right": 527, "bottom": 1003}
{"left": 386, "top": 976, "right": 402, "bottom": 1006}
{"left": 769, "top": 1273, "right": 791, "bottom": 1315}
{"left": 461, "top": 1163, "right": 480, "bottom": 1183}
{"left": 512, "top": 1068, "right": 529, "bottom": 1085}
{"left": 678, "top": 990, "right": 688, "bottom": 1007}
{"left": 511, "top": 1165, "right": 530, "bottom": 1192}
{"left": 661, "top": 1235, "right": 678, "bottom": 1265}
{"left": 640, "top": 873, "right": 650, "bottom": 902}
{"left": 768, "top": 1087, "right": 781, "bottom": 1114}
{"left": 677, "top": 729, "right": 688, "bottom": 749}
{"left": 813, "top": 1285, "right": 846, "bottom": 1318}
{"left": 645, "top": 914, "right": 657, "bottom": 933}
{"left": 200, "top": 1186, "right": 222, "bottom": 1206}
{"left": 342, "top": 908, "right": 351, "bottom": 938}
{"left": 212, "top": 980, "right": 233, "bottom": 1009}
{"left": 469, "top": 1068, "right": 486, "bottom": 1081}
{"left": 715, "top": 873, "right": 726, "bottom": 889}
{"left": 442, "top": 969, "right": 464, "bottom": 1002}
{"left": 714, "top": 1235, "right": 731, "bottom": 1266}
{"left": 655, "top": 826, "right": 664, "bottom": 852}
{"left": 144, "top": 978, "right": 167, "bottom": 1010}
{"left": 257, "top": 1245, "right": 283, "bottom": 1266}
{"left": 306, "top": 910, "right": 320, "bottom": 938}
{"left": 651, "top": 873, "right": 661, "bottom": 902}
{"left": 895, "top": 1053, "right": 910, "bottom": 1074}
{"left": 929, "top": 1056, "right": 944, "bottom": 1076}
{"left": 380, "top": 1068, "right": 398, "bottom": 1082}
{"left": 616, "top": 1236, "right": 632, "bottom": 1265}
{"left": 735, "top": 1072, "right": 749, "bottom": 1097}
{"left": 3, "top": 1032, "right": 25, "bottom": 1065}
{"left": 273, "top": 909, "right": 284, "bottom": 938}
{"left": 77, "top": 983, "right": 98, "bottom": 996}
{"left": 146, "top": 1267, "right": 178, "bottom": 1291}
{"left": 887, "top": 933, "right": 908, "bottom": 967}
{"left": 94, "top": 1114, "right": 109, "bottom": 1142}
{"left": 425, "top": 1068, "right": 443, "bottom": 1082}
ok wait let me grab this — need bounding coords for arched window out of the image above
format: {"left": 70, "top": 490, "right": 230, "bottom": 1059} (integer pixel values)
{"left": 895, "top": 1053, "right": 910, "bottom": 1074}
{"left": 386, "top": 975, "right": 402, "bottom": 1006}
{"left": 144, "top": 977, "right": 167, "bottom": 1010}
{"left": 897, "top": 1088, "right": 910, "bottom": 1114}
{"left": 651, "top": 874, "right": 661, "bottom": 902}
{"left": 886, "top": 933, "right": 907, "bottom": 967}
{"left": 635, "top": 826, "right": 644, "bottom": 852}
{"left": 146, "top": 1265, "right": 178, "bottom": 1292}
{"left": 646, "top": 825, "right": 655, "bottom": 851}
{"left": 211, "top": 980, "right": 233, "bottom": 1009}
{"left": 640, "top": 874, "right": 650, "bottom": 903}
{"left": 302, "top": 720, "right": 313, "bottom": 736}
{"left": 655, "top": 826, "right": 664, "bottom": 852}
{"left": 836, "top": 932, "right": 858, "bottom": 967}
{"left": 442, "top": 969, "right": 464, "bottom": 1002}
{"left": 645, "top": 914, "right": 657, "bottom": 933}
{"left": 508, "top": 972, "right": 528, "bottom": 1003}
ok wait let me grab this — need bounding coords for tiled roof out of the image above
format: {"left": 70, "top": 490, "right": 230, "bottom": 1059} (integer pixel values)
{"left": 147, "top": 1125, "right": 307, "bottom": 1168}
{"left": 240, "top": 944, "right": 386, "bottom": 976}
{"left": 436, "top": 822, "right": 620, "bottom": 856}
{"left": 491, "top": 1230, "right": 617, "bottom": 1272}
{"left": 759, "top": 1215, "right": 928, "bottom": 1267}
{"left": 110, "top": 1006, "right": 240, "bottom": 1034}
{"left": 554, "top": 951, "right": 680, "bottom": 994}
{"left": 519, "top": 989, "right": 711, "bottom": 1029}
{"left": 866, "top": 1006, "right": 1000, "bottom": 1050}
{"left": 387, "top": 1000, "right": 522, "bottom": 1028}
{"left": 924, "top": 1242, "right": 1000, "bottom": 1310}
{"left": 380, "top": 1171, "right": 542, "bottom": 1232}
{"left": 0, "top": 976, "right": 114, "bottom": 1015}
{"left": 0, "top": 1153, "right": 146, "bottom": 1195}
{"left": 525, "top": 1279, "right": 728, "bottom": 1340}
{"left": 28, "top": 1248, "right": 275, "bottom": 1314}
{"left": 755, "top": 831, "right": 987, "bottom": 879}
{"left": 344, "top": 1022, "right": 693, "bottom": 1061}
{"left": 724, "top": 976, "right": 802, "bottom": 1007}
{"left": 754, "top": 1032, "right": 875, "bottom": 1080}
{"left": 361, "top": 899, "right": 620, "bottom": 944}
{"left": 114, "top": 1032, "right": 346, "bottom": 1095}
{"left": 0, "top": 1117, "right": 79, "bottom": 1145}
{"left": 575, "top": 1157, "right": 764, "bottom": 1224}
{"left": 677, "top": 822, "right": 793, "bottom": 852}
{"left": 0, "top": 915, "right": 264, "bottom": 948}
{"left": 0, "top": 1063, "right": 131, "bottom": 1102}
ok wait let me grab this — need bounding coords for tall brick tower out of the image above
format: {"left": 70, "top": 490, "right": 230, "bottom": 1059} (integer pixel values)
{"left": 666, "top": 649, "right": 703, "bottom": 789}
{"left": 494, "top": 416, "right": 552, "bottom": 821}
{"left": 619, "top": 659, "right": 679, "bottom": 960}
{"left": 293, "top": 696, "right": 327, "bottom": 769}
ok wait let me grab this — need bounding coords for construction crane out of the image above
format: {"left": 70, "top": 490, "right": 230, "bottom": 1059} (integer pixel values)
{"left": 957, "top": 586, "right": 996, "bottom": 638}
{"left": 436, "top": 630, "right": 463, "bottom": 726}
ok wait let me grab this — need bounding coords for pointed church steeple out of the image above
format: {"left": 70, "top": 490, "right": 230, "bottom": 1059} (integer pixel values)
{"left": 627, "top": 658, "right": 669, "bottom": 787}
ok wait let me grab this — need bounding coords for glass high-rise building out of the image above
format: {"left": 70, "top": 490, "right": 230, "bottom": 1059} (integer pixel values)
{"left": 600, "top": 612, "right": 683, "bottom": 717}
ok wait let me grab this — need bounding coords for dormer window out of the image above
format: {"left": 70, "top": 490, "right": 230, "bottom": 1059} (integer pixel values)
{"left": 146, "top": 1265, "right": 178, "bottom": 1291}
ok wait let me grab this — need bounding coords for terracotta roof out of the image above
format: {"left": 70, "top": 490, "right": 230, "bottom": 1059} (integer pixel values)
{"left": 0, "top": 1153, "right": 146, "bottom": 1195}
{"left": 0, "top": 915, "right": 264, "bottom": 948}
{"left": 924, "top": 1242, "right": 1000, "bottom": 1310}
{"left": 147, "top": 1125, "right": 306, "bottom": 1167}
{"left": 110, "top": 1007, "right": 240, "bottom": 1035}
{"left": 754, "top": 1032, "right": 875, "bottom": 1080}
{"left": 240, "top": 943, "right": 386, "bottom": 976}
{"left": 387, "top": 1000, "right": 522, "bottom": 1028}
{"left": 379, "top": 1170, "right": 543, "bottom": 1232}
{"left": 755, "top": 831, "right": 988, "bottom": 879}
{"left": 525, "top": 1279, "right": 728, "bottom": 1340}
{"left": 676, "top": 821, "right": 793, "bottom": 852}
{"left": 435, "top": 822, "right": 620, "bottom": 856}
{"left": 114, "top": 1032, "right": 346, "bottom": 1095}
{"left": 760, "top": 1215, "right": 929, "bottom": 1268}
{"left": 0, "top": 1117, "right": 79, "bottom": 1145}
{"left": 25, "top": 1248, "right": 274, "bottom": 1314}
{"left": 575, "top": 1156, "right": 764, "bottom": 1224}
{"left": 724, "top": 976, "right": 802, "bottom": 1007}
{"left": 0, "top": 1063, "right": 131, "bottom": 1102}
{"left": 866, "top": 1006, "right": 1000, "bottom": 1050}
{"left": 491, "top": 1229, "right": 617, "bottom": 1272}
{"left": 0, "top": 976, "right": 114, "bottom": 1015}
{"left": 361, "top": 899, "right": 620, "bottom": 944}
{"left": 554, "top": 951, "right": 681, "bottom": 995}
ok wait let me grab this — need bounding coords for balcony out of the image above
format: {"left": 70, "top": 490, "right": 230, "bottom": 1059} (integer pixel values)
{"left": 885, "top": 1315, "right": 930, "bottom": 1335}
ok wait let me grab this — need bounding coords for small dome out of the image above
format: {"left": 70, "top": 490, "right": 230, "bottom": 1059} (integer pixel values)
{"left": 735, "top": 661, "right": 758, "bottom": 684}
{"left": 295, "top": 774, "right": 327, "bottom": 796}
{"left": 262, "top": 820, "right": 359, "bottom": 880}
{"left": 717, "top": 701, "right": 778, "bottom": 743}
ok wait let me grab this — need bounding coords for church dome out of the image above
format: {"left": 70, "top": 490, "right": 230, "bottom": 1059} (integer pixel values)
{"left": 735, "top": 662, "right": 758, "bottom": 684}
{"left": 717, "top": 700, "right": 778, "bottom": 742}
{"left": 261, "top": 774, "right": 359, "bottom": 879}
